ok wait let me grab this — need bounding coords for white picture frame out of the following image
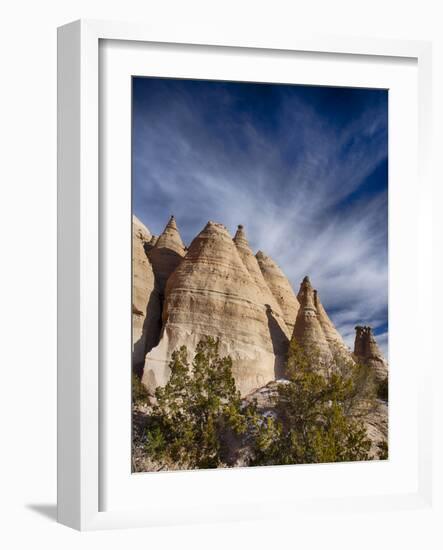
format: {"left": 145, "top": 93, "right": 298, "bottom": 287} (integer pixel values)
{"left": 57, "top": 19, "right": 433, "bottom": 531}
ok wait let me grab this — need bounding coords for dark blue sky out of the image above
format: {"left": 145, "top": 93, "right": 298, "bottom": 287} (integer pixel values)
{"left": 132, "top": 77, "right": 388, "bottom": 354}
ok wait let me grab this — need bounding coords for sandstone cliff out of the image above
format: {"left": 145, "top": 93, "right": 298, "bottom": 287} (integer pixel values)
{"left": 133, "top": 214, "right": 389, "bottom": 466}
{"left": 143, "top": 221, "right": 286, "bottom": 396}
{"left": 147, "top": 215, "right": 186, "bottom": 296}
{"left": 255, "top": 250, "right": 300, "bottom": 332}
{"left": 313, "top": 289, "right": 352, "bottom": 358}
{"left": 134, "top": 215, "right": 388, "bottom": 400}
{"left": 132, "top": 215, "right": 162, "bottom": 373}
{"left": 233, "top": 225, "right": 291, "bottom": 343}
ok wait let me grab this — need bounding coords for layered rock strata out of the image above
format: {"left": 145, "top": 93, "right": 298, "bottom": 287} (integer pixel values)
{"left": 233, "top": 225, "right": 291, "bottom": 346}
{"left": 354, "top": 326, "right": 388, "bottom": 383}
{"left": 132, "top": 216, "right": 162, "bottom": 373}
{"left": 291, "top": 276, "right": 333, "bottom": 363}
{"left": 255, "top": 250, "right": 300, "bottom": 333}
{"left": 147, "top": 215, "right": 186, "bottom": 295}
{"left": 313, "top": 289, "right": 351, "bottom": 358}
{"left": 143, "top": 221, "right": 283, "bottom": 396}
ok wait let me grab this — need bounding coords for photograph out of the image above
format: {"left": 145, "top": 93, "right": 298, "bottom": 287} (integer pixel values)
{"left": 131, "top": 77, "right": 389, "bottom": 472}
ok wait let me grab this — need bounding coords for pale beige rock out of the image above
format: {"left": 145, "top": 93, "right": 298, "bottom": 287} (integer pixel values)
{"left": 291, "top": 276, "right": 333, "bottom": 362}
{"left": 149, "top": 235, "right": 158, "bottom": 246}
{"left": 132, "top": 215, "right": 162, "bottom": 373}
{"left": 354, "top": 326, "right": 388, "bottom": 383}
{"left": 233, "top": 225, "right": 291, "bottom": 342}
{"left": 363, "top": 400, "right": 388, "bottom": 459}
{"left": 133, "top": 215, "right": 151, "bottom": 242}
{"left": 313, "top": 289, "right": 352, "bottom": 359}
{"left": 255, "top": 250, "right": 300, "bottom": 333}
{"left": 148, "top": 215, "right": 186, "bottom": 295}
{"left": 143, "top": 221, "right": 283, "bottom": 396}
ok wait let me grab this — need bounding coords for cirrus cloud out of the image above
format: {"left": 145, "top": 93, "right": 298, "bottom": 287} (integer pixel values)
{"left": 133, "top": 78, "right": 388, "bottom": 356}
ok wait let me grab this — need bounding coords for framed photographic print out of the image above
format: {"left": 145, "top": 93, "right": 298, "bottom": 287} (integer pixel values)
{"left": 57, "top": 20, "right": 433, "bottom": 530}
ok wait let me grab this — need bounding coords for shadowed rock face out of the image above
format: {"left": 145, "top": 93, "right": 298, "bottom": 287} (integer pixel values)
{"left": 148, "top": 215, "right": 186, "bottom": 295}
{"left": 354, "top": 326, "right": 388, "bottom": 382}
{"left": 291, "top": 276, "right": 333, "bottom": 362}
{"left": 313, "top": 289, "right": 351, "bottom": 358}
{"left": 233, "top": 225, "right": 291, "bottom": 340}
{"left": 142, "top": 221, "right": 282, "bottom": 396}
{"left": 132, "top": 216, "right": 162, "bottom": 374}
{"left": 255, "top": 250, "right": 300, "bottom": 333}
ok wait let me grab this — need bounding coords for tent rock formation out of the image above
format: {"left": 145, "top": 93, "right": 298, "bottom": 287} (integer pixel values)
{"left": 143, "top": 221, "right": 287, "bottom": 396}
{"left": 354, "top": 326, "right": 388, "bottom": 383}
{"left": 132, "top": 216, "right": 162, "bottom": 374}
{"left": 147, "top": 215, "right": 186, "bottom": 295}
{"left": 133, "top": 216, "right": 388, "bottom": 398}
{"left": 255, "top": 250, "right": 300, "bottom": 333}
{"left": 291, "top": 276, "right": 333, "bottom": 363}
{"left": 313, "top": 290, "right": 351, "bottom": 358}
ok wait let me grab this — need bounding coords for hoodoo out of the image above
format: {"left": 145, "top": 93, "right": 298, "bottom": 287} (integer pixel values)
{"left": 132, "top": 216, "right": 162, "bottom": 373}
{"left": 354, "top": 326, "right": 388, "bottom": 382}
{"left": 143, "top": 221, "right": 282, "bottom": 396}
{"left": 148, "top": 215, "right": 186, "bottom": 295}
{"left": 291, "top": 276, "right": 333, "bottom": 362}
{"left": 313, "top": 289, "right": 350, "bottom": 357}
{"left": 255, "top": 250, "right": 300, "bottom": 332}
{"left": 233, "top": 225, "right": 291, "bottom": 341}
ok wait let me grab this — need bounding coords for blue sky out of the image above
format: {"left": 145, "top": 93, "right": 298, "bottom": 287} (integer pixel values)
{"left": 132, "top": 77, "right": 388, "bottom": 355}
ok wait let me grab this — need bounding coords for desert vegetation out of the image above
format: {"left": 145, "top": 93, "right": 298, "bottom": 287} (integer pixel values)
{"left": 132, "top": 336, "right": 386, "bottom": 472}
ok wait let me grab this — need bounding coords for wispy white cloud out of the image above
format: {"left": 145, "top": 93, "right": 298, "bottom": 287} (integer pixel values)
{"left": 133, "top": 79, "right": 388, "bottom": 356}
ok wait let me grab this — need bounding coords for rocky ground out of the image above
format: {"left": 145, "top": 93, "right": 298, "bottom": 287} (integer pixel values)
{"left": 132, "top": 379, "right": 388, "bottom": 472}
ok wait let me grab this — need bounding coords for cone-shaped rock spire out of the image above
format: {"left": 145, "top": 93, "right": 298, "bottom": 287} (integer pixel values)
{"left": 313, "top": 289, "right": 350, "bottom": 357}
{"left": 233, "top": 224, "right": 249, "bottom": 248}
{"left": 132, "top": 215, "right": 162, "bottom": 374}
{"left": 291, "top": 276, "right": 332, "bottom": 362}
{"left": 233, "top": 225, "right": 291, "bottom": 343}
{"left": 354, "top": 326, "right": 388, "bottom": 383}
{"left": 155, "top": 215, "right": 185, "bottom": 250}
{"left": 148, "top": 215, "right": 186, "bottom": 294}
{"left": 255, "top": 250, "right": 300, "bottom": 332}
{"left": 143, "top": 221, "right": 282, "bottom": 396}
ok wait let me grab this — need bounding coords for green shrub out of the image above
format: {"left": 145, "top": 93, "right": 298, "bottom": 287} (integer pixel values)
{"left": 251, "top": 340, "right": 374, "bottom": 465}
{"left": 132, "top": 373, "right": 150, "bottom": 405}
{"left": 144, "top": 337, "right": 251, "bottom": 469}
{"left": 139, "top": 337, "right": 381, "bottom": 470}
{"left": 377, "top": 439, "right": 388, "bottom": 460}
